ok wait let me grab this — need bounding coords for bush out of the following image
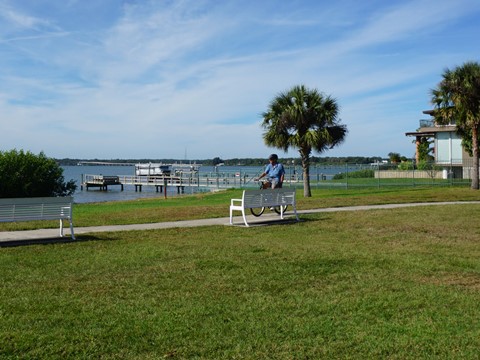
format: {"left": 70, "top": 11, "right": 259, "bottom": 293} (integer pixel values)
{"left": 0, "top": 149, "right": 76, "bottom": 198}
{"left": 417, "top": 160, "right": 439, "bottom": 171}
{"left": 398, "top": 161, "right": 414, "bottom": 170}
{"left": 333, "top": 169, "right": 375, "bottom": 180}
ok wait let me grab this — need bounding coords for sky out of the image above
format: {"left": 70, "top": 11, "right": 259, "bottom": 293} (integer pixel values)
{"left": 1, "top": 0, "right": 479, "bottom": 161}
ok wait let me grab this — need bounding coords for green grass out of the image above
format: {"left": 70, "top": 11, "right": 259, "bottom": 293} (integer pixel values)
{"left": 1, "top": 202, "right": 479, "bottom": 358}
{"left": 1, "top": 186, "right": 480, "bottom": 230}
{"left": 315, "top": 177, "right": 471, "bottom": 187}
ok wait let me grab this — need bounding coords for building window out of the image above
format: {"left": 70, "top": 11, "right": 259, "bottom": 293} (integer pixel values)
{"left": 436, "top": 132, "right": 462, "bottom": 164}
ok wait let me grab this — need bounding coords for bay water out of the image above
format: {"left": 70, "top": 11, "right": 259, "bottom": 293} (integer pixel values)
{"left": 63, "top": 164, "right": 350, "bottom": 203}
{"left": 63, "top": 165, "right": 264, "bottom": 203}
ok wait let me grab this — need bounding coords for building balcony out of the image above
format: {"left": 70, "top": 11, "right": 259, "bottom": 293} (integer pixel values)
{"left": 419, "top": 119, "right": 435, "bottom": 128}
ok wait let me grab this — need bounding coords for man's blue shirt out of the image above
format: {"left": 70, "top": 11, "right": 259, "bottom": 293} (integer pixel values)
{"left": 265, "top": 163, "right": 285, "bottom": 182}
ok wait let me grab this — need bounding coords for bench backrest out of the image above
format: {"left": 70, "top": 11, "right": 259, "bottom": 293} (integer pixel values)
{"left": 0, "top": 196, "right": 73, "bottom": 222}
{"left": 242, "top": 189, "right": 296, "bottom": 208}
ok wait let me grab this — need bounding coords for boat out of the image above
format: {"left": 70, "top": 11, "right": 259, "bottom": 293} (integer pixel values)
{"left": 171, "top": 163, "right": 201, "bottom": 175}
{"left": 135, "top": 163, "right": 172, "bottom": 176}
{"left": 135, "top": 163, "right": 201, "bottom": 177}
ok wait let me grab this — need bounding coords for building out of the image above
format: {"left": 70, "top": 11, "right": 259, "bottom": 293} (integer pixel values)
{"left": 405, "top": 110, "right": 472, "bottom": 179}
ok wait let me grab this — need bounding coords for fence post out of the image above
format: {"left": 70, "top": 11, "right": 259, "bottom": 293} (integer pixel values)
{"left": 345, "top": 163, "right": 349, "bottom": 189}
{"left": 377, "top": 163, "right": 380, "bottom": 188}
{"left": 412, "top": 163, "right": 415, "bottom": 187}
{"left": 450, "top": 160, "right": 453, "bottom": 186}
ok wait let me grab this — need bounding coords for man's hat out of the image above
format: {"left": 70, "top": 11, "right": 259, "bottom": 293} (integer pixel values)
{"left": 269, "top": 154, "right": 278, "bottom": 160}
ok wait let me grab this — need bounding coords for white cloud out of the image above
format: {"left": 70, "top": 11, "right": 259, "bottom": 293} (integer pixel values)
{"left": 1, "top": 0, "right": 480, "bottom": 159}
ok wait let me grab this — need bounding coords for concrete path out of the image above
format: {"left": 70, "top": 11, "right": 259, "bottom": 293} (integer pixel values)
{"left": 1, "top": 201, "right": 479, "bottom": 245}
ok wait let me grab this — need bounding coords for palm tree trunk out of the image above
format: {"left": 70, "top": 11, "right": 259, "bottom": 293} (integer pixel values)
{"left": 472, "top": 126, "right": 479, "bottom": 190}
{"left": 300, "top": 151, "right": 311, "bottom": 197}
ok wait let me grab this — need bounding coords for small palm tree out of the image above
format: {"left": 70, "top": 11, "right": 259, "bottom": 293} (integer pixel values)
{"left": 262, "top": 85, "right": 347, "bottom": 197}
{"left": 431, "top": 61, "right": 480, "bottom": 190}
{"left": 388, "top": 152, "right": 402, "bottom": 164}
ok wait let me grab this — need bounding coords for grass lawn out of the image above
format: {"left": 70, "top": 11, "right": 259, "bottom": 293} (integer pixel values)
{"left": 1, "top": 200, "right": 479, "bottom": 358}
{"left": 1, "top": 185, "right": 480, "bottom": 230}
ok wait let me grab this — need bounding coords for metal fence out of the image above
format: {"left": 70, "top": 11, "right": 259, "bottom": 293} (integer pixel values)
{"left": 304, "top": 160, "right": 474, "bottom": 189}
{"left": 203, "top": 161, "right": 476, "bottom": 190}
{"left": 91, "top": 161, "right": 475, "bottom": 192}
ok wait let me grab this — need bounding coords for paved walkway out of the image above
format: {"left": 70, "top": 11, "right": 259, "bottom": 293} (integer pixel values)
{"left": 1, "top": 201, "right": 479, "bottom": 245}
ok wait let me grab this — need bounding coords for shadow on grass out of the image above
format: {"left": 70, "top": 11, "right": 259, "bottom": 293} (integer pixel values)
{"left": 0, "top": 234, "right": 103, "bottom": 248}
{"left": 0, "top": 216, "right": 326, "bottom": 247}
{"left": 230, "top": 215, "right": 323, "bottom": 227}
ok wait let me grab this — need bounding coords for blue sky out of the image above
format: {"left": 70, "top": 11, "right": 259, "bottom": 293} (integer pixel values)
{"left": 1, "top": 0, "right": 479, "bottom": 160}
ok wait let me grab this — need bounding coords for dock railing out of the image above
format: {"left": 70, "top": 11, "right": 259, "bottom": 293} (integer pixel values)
{"left": 83, "top": 170, "right": 266, "bottom": 192}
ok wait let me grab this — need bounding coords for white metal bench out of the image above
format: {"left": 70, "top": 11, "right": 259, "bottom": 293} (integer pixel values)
{"left": 0, "top": 197, "right": 75, "bottom": 239}
{"left": 229, "top": 189, "right": 299, "bottom": 226}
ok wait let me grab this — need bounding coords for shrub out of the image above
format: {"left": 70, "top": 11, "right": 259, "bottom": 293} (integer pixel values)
{"left": 0, "top": 149, "right": 76, "bottom": 197}
{"left": 333, "top": 169, "right": 374, "bottom": 179}
{"left": 417, "top": 160, "right": 439, "bottom": 171}
{"left": 398, "top": 161, "right": 414, "bottom": 170}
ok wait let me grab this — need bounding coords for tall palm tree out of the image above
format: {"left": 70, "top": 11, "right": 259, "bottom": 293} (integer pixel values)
{"left": 262, "top": 85, "right": 347, "bottom": 197}
{"left": 431, "top": 61, "right": 480, "bottom": 190}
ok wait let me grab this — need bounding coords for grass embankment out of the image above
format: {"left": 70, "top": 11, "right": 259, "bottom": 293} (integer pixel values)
{"left": 1, "top": 186, "right": 480, "bottom": 230}
{"left": 1, "top": 187, "right": 480, "bottom": 358}
{"left": 1, "top": 202, "right": 479, "bottom": 358}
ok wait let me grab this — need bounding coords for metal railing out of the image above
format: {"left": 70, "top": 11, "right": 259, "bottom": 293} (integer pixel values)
{"left": 419, "top": 119, "right": 435, "bottom": 128}
{"left": 82, "top": 159, "right": 476, "bottom": 193}
{"left": 304, "top": 160, "right": 475, "bottom": 189}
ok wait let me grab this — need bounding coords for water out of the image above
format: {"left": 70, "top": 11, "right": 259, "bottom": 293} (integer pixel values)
{"left": 64, "top": 165, "right": 156, "bottom": 203}
{"left": 63, "top": 165, "right": 264, "bottom": 204}
{"left": 63, "top": 164, "right": 353, "bottom": 204}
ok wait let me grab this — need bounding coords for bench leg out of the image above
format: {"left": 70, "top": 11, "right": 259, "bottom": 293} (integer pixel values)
{"left": 293, "top": 205, "right": 299, "bottom": 221}
{"left": 242, "top": 209, "right": 249, "bottom": 227}
{"left": 59, "top": 219, "right": 76, "bottom": 239}
{"left": 69, "top": 220, "right": 76, "bottom": 240}
{"left": 59, "top": 219, "right": 64, "bottom": 237}
{"left": 230, "top": 207, "right": 250, "bottom": 226}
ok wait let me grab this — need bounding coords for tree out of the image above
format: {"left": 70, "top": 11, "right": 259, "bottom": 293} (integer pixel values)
{"left": 416, "top": 137, "right": 434, "bottom": 162}
{"left": 456, "top": 127, "right": 480, "bottom": 158}
{"left": 0, "top": 149, "right": 76, "bottom": 197}
{"left": 212, "top": 157, "right": 224, "bottom": 166}
{"left": 388, "top": 152, "right": 401, "bottom": 164}
{"left": 261, "top": 85, "right": 347, "bottom": 197}
{"left": 431, "top": 61, "right": 480, "bottom": 189}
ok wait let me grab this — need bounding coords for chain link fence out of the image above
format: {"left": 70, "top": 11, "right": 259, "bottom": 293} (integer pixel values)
{"left": 196, "top": 160, "right": 476, "bottom": 190}
{"left": 303, "top": 160, "right": 474, "bottom": 189}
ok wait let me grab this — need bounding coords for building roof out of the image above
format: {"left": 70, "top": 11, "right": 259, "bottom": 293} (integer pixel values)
{"left": 406, "top": 109, "right": 456, "bottom": 137}
{"left": 405, "top": 125, "right": 456, "bottom": 137}
{"left": 405, "top": 131, "right": 436, "bottom": 137}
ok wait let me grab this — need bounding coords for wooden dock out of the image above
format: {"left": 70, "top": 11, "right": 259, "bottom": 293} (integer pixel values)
{"left": 81, "top": 173, "right": 253, "bottom": 195}
{"left": 82, "top": 175, "right": 124, "bottom": 191}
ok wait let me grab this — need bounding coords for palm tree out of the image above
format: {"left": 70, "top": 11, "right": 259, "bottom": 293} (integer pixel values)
{"left": 388, "top": 152, "right": 402, "bottom": 164}
{"left": 431, "top": 61, "right": 480, "bottom": 190}
{"left": 261, "top": 85, "right": 347, "bottom": 197}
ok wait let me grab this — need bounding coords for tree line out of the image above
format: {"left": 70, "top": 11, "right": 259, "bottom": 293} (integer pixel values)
{"left": 56, "top": 156, "right": 384, "bottom": 167}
